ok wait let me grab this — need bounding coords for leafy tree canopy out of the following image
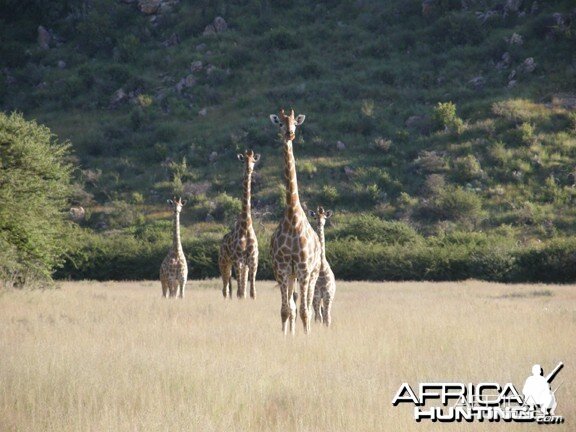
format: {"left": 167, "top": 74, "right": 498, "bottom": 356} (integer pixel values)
{"left": 0, "top": 111, "right": 76, "bottom": 287}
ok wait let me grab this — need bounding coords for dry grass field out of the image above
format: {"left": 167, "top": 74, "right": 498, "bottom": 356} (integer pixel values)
{"left": 1, "top": 280, "right": 575, "bottom": 431}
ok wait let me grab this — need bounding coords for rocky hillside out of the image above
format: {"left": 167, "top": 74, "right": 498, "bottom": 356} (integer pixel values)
{"left": 2, "top": 0, "right": 576, "bottom": 244}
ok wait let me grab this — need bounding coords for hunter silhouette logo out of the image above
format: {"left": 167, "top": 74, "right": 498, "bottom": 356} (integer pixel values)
{"left": 522, "top": 362, "right": 563, "bottom": 416}
{"left": 392, "top": 362, "right": 565, "bottom": 424}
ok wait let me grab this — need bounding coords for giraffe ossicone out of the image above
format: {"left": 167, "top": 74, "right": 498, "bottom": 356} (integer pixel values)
{"left": 219, "top": 149, "right": 260, "bottom": 299}
{"left": 269, "top": 108, "right": 321, "bottom": 335}
{"left": 160, "top": 196, "right": 188, "bottom": 299}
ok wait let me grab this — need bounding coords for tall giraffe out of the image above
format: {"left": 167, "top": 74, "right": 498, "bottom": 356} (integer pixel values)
{"left": 269, "top": 109, "right": 321, "bottom": 335}
{"left": 309, "top": 206, "right": 336, "bottom": 327}
{"left": 160, "top": 197, "right": 188, "bottom": 298}
{"left": 218, "top": 149, "right": 260, "bottom": 299}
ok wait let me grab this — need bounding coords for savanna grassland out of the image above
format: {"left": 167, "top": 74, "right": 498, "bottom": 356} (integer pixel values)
{"left": 1, "top": 280, "right": 574, "bottom": 431}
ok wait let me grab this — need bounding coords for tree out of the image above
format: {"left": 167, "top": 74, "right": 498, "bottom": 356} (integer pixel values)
{"left": 0, "top": 112, "right": 76, "bottom": 287}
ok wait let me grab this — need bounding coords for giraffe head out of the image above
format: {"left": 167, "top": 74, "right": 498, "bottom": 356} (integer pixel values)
{"left": 309, "top": 206, "right": 333, "bottom": 228}
{"left": 237, "top": 149, "right": 261, "bottom": 174}
{"left": 167, "top": 196, "right": 187, "bottom": 213}
{"left": 269, "top": 108, "right": 305, "bottom": 141}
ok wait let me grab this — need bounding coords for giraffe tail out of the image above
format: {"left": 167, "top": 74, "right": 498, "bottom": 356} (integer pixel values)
{"left": 272, "top": 283, "right": 298, "bottom": 302}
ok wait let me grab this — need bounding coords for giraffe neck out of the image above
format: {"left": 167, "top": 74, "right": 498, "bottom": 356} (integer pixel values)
{"left": 240, "top": 167, "right": 252, "bottom": 231}
{"left": 172, "top": 211, "right": 183, "bottom": 255}
{"left": 318, "top": 222, "right": 327, "bottom": 262}
{"left": 283, "top": 140, "right": 301, "bottom": 212}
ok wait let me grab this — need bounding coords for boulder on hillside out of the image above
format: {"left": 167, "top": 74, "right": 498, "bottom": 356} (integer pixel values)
{"left": 138, "top": 0, "right": 162, "bottom": 14}
{"left": 110, "top": 88, "right": 128, "bottom": 107}
{"left": 175, "top": 75, "right": 196, "bottom": 93}
{"left": 422, "top": 0, "right": 435, "bottom": 17}
{"left": 38, "top": 26, "right": 51, "bottom": 50}
{"left": 69, "top": 206, "right": 86, "bottom": 222}
{"left": 162, "top": 33, "right": 180, "bottom": 47}
{"left": 521, "top": 57, "right": 536, "bottom": 73}
{"left": 405, "top": 115, "right": 432, "bottom": 135}
{"left": 213, "top": 16, "right": 228, "bottom": 32}
{"left": 190, "top": 60, "right": 203, "bottom": 73}
{"left": 203, "top": 16, "right": 228, "bottom": 35}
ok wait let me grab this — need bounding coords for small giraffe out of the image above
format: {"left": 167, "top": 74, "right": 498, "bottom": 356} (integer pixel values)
{"left": 309, "top": 206, "right": 336, "bottom": 327}
{"left": 269, "top": 109, "right": 321, "bottom": 335}
{"left": 219, "top": 150, "right": 260, "bottom": 299}
{"left": 160, "top": 197, "right": 188, "bottom": 298}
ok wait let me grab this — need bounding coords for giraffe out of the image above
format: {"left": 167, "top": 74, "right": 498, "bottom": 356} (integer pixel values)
{"left": 269, "top": 109, "right": 321, "bottom": 335}
{"left": 218, "top": 149, "right": 260, "bottom": 299}
{"left": 309, "top": 206, "right": 336, "bottom": 327}
{"left": 160, "top": 197, "right": 188, "bottom": 298}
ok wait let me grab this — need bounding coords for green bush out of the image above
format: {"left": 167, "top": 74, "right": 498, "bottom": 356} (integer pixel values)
{"left": 0, "top": 112, "right": 76, "bottom": 287}
{"left": 212, "top": 193, "right": 242, "bottom": 222}
{"left": 433, "top": 101, "right": 464, "bottom": 134}
{"left": 515, "top": 238, "right": 576, "bottom": 283}
{"left": 329, "top": 214, "right": 422, "bottom": 245}
{"left": 452, "top": 155, "right": 483, "bottom": 183}
{"left": 419, "top": 186, "right": 483, "bottom": 225}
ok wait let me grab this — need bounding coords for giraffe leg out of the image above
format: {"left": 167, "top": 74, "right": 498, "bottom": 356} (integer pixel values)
{"left": 313, "top": 285, "right": 323, "bottom": 323}
{"left": 303, "top": 269, "right": 320, "bottom": 333}
{"left": 280, "top": 278, "right": 290, "bottom": 335}
{"left": 161, "top": 279, "right": 168, "bottom": 298}
{"left": 287, "top": 274, "right": 297, "bottom": 335}
{"left": 297, "top": 272, "right": 312, "bottom": 334}
{"left": 169, "top": 281, "right": 177, "bottom": 298}
{"left": 248, "top": 262, "right": 258, "bottom": 299}
{"left": 241, "top": 263, "right": 249, "bottom": 299}
{"left": 323, "top": 293, "right": 332, "bottom": 327}
{"left": 178, "top": 277, "right": 186, "bottom": 299}
{"left": 219, "top": 260, "right": 232, "bottom": 299}
{"left": 235, "top": 262, "right": 247, "bottom": 299}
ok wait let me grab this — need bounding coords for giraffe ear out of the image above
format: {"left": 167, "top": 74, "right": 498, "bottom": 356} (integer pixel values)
{"left": 308, "top": 210, "right": 316, "bottom": 218}
{"left": 254, "top": 153, "right": 261, "bottom": 162}
{"left": 295, "top": 114, "right": 306, "bottom": 126}
{"left": 167, "top": 199, "right": 174, "bottom": 206}
{"left": 237, "top": 154, "right": 244, "bottom": 162}
{"left": 269, "top": 114, "right": 281, "bottom": 125}
{"left": 325, "top": 210, "right": 333, "bottom": 218}
{"left": 181, "top": 199, "right": 188, "bottom": 206}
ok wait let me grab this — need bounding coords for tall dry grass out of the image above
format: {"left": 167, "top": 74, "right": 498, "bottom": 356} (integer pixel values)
{"left": 1, "top": 280, "right": 575, "bottom": 431}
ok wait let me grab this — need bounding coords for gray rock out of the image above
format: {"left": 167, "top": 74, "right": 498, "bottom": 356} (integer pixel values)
{"left": 162, "top": 33, "right": 180, "bottom": 47}
{"left": 111, "top": 88, "right": 128, "bottom": 106}
{"left": 190, "top": 60, "right": 203, "bottom": 72}
{"left": 138, "top": 0, "right": 162, "bottom": 14}
{"left": 203, "top": 24, "right": 216, "bottom": 36}
{"left": 522, "top": 57, "right": 536, "bottom": 73}
{"left": 38, "top": 26, "right": 51, "bottom": 50}
{"left": 213, "top": 16, "right": 228, "bottom": 33}
{"left": 203, "top": 16, "right": 228, "bottom": 35}
{"left": 468, "top": 76, "right": 485, "bottom": 90}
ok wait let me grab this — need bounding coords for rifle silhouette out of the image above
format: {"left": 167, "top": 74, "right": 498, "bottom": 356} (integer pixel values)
{"left": 545, "top": 362, "right": 563, "bottom": 383}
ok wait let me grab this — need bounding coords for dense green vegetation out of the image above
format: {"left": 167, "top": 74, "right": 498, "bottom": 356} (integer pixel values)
{"left": 0, "top": 112, "right": 75, "bottom": 286}
{"left": 2, "top": 0, "right": 576, "bottom": 283}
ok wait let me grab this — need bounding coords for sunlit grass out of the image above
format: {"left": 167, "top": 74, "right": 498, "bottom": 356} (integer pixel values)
{"left": 1, "top": 280, "right": 574, "bottom": 431}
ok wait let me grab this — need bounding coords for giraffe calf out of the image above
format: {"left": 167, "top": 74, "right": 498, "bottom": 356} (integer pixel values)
{"left": 309, "top": 206, "right": 336, "bottom": 326}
